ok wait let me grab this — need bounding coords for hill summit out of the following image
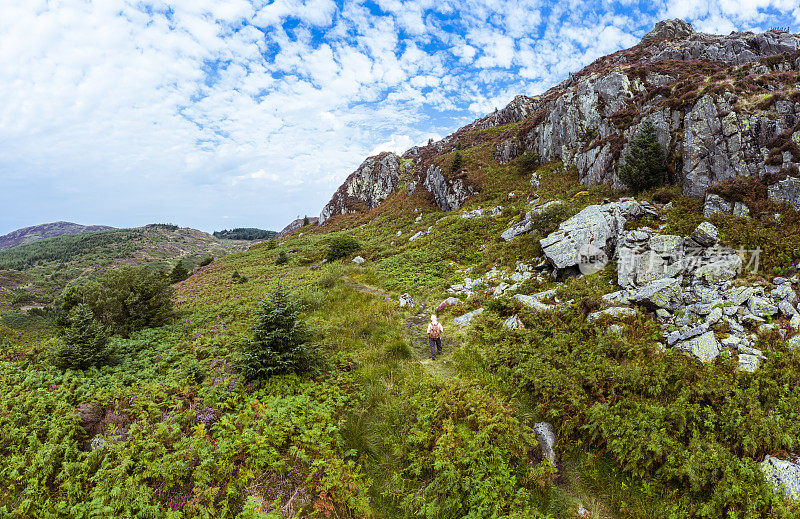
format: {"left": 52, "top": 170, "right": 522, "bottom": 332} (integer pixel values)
{"left": 0, "top": 221, "right": 113, "bottom": 250}
{"left": 319, "top": 19, "right": 800, "bottom": 222}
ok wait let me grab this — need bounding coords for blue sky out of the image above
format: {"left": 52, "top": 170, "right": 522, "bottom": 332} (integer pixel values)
{"left": 0, "top": 1, "right": 798, "bottom": 235}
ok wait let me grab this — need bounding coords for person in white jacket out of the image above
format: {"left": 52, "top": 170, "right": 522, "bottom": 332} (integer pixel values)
{"left": 427, "top": 315, "right": 444, "bottom": 360}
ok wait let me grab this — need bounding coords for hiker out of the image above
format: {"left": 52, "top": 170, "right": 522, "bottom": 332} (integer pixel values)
{"left": 427, "top": 315, "right": 443, "bottom": 360}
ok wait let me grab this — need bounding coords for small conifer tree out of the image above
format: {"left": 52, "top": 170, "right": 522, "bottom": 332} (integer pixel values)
{"left": 450, "top": 150, "right": 463, "bottom": 173}
{"left": 619, "top": 120, "right": 668, "bottom": 193}
{"left": 53, "top": 304, "right": 110, "bottom": 370}
{"left": 239, "top": 285, "right": 310, "bottom": 380}
{"left": 275, "top": 251, "right": 289, "bottom": 265}
{"left": 169, "top": 261, "right": 190, "bottom": 284}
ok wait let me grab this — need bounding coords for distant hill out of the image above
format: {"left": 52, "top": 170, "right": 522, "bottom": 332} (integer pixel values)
{"left": 212, "top": 228, "right": 277, "bottom": 241}
{"left": 0, "top": 221, "right": 113, "bottom": 250}
{"left": 0, "top": 225, "right": 249, "bottom": 308}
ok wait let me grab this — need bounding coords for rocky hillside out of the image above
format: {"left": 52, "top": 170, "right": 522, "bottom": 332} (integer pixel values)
{"left": 319, "top": 19, "right": 800, "bottom": 221}
{"left": 0, "top": 221, "right": 113, "bottom": 250}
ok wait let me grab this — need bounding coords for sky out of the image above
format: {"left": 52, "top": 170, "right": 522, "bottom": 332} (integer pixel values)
{"left": 1, "top": 1, "right": 798, "bottom": 235}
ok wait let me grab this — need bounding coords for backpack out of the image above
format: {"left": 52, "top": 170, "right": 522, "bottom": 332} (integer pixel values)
{"left": 429, "top": 323, "right": 441, "bottom": 339}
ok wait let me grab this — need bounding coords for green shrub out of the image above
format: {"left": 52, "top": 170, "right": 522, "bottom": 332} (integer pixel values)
{"left": 486, "top": 296, "right": 520, "bottom": 317}
{"left": 529, "top": 203, "right": 573, "bottom": 236}
{"left": 198, "top": 256, "right": 213, "bottom": 267}
{"left": 275, "top": 251, "right": 289, "bottom": 265}
{"left": 239, "top": 284, "right": 312, "bottom": 380}
{"left": 52, "top": 304, "right": 111, "bottom": 370}
{"left": 384, "top": 338, "right": 412, "bottom": 360}
{"left": 481, "top": 307, "right": 800, "bottom": 516}
{"left": 325, "top": 235, "right": 360, "bottom": 262}
{"left": 231, "top": 271, "right": 248, "bottom": 283}
{"left": 61, "top": 266, "right": 173, "bottom": 337}
{"left": 265, "top": 239, "right": 277, "bottom": 250}
{"left": 317, "top": 265, "right": 342, "bottom": 289}
{"left": 516, "top": 151, "right": 540, "bottom": 177}
{"left": 619, "top": 120, "right": 668, "bottom": 193}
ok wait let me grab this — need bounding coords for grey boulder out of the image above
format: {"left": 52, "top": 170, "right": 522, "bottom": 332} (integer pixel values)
{"left": 677, "top": 331, "right": 721, "bottom": 363}
{"left": 691, "top": 222, "right": 718, "bottom": 247}
{"left": 629, "top": 277, "right": 683, "bottom": 311}
{"left": 761, "top": 454, "right": 800, "bottom": 501}
{"left": 454, "top": 308, "right": 484, "bottom": 326}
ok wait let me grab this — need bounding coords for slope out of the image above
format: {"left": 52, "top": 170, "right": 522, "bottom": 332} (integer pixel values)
{"left": 0, "top": 224, "right": 249, "bottom": 310}
{"left": 0, "top": 221, "right": 114, "bottom": 250}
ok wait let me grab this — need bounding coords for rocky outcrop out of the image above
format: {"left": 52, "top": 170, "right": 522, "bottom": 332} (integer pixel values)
{"left": 319, "top": 21, "right": 800, "bottom": 222}
{"left": 453, "top": 307, "right": 484, "bottom": 326}
{"left": 641, "top": 19, "right": 695, "bottom": 42}
{"left": 503, "top": 23, "right": 800, "bottom": 197}
{"left": 422, "top": 165, "right": 475, "bottom": 212}
{"left": 319, "top": 152, "right": 401, "bottom": 224}
{"left": 277, "top": 217, "right": 319, "bottom": 238}
{"left": 539, "top": 199, "right": 648, "bottom": 270}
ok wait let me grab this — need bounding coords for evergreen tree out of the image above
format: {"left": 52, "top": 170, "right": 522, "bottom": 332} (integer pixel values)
{"left": 169, "top": 261, "right": 190, "bottom": 284}
{"left": 302, "top": 215, "right": 310, "bottom": 226}
{"left": 239, "top": 285, "right": 310, "bottom": 380}
{"left": 619, "top": 120, "right": 668, "bottom": 193}
{"left": 450, "top": 150, "right": 463, "bottom": 173}
{"left": 275, "top": 251, "right": 289, "bottom": 265}
{"left": 53, "top": 304, "right": 110, "bottom": 370}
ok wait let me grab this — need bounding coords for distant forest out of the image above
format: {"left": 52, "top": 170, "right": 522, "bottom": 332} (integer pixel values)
{"left": 213, "top": 228, "right": 277, "bottom": 241}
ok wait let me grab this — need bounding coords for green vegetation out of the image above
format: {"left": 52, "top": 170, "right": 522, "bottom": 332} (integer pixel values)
{"left": 325, "top": 235, "right": 360, "bottom": 262}
{"left": 239, "top": 284, "right": 312, "bottom": 380}
{"left": 516, "top": 151, "right": 540, "bottom": 176}
{"left": 213, "top": 228, "right": 277, "bottom": 241}
{"left": 450, "top": 150, "right": 463, "bottom": 173}
{"left": 275, "top": 250, "right": 289, "bottom": 265}
{"left": 619, "top": 120, "right": 668, "bottom": 193}
{"left": 52, "top": 304, "right": 111, "bottom": 370}
{"left": 169, "top": 260, "right": 190, "bottom": 284}
{"left": 0, "top": 226, "right": 243, "bottom": 308}
{"left": 61, "top": 266, "right": 174, "bottom": 337}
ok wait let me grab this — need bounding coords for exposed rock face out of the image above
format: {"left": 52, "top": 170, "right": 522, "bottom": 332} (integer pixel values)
{"left": 642, "top": 19, "right": 695, "bottom": 42}
{"left": 319, "top": 152, "right": 401, "bottom": 224}
{"left": 422, "top": 165, "right": 475, "bottom": 212}
{"left": 453, "top": 307, "right": 484, "bottom": 326}
{"left": 768, "top": 177, "right": 800, "bottom": 210}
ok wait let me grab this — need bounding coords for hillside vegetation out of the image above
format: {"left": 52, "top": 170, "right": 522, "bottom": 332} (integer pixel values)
{"left": 2, "top": 154, "right": 800, "bottom": 517}
{"left": 0, "top": 225, "right": 248, "bottom": 310}
{"left": 3, "top": 19, "right": 800, "bottom": 519}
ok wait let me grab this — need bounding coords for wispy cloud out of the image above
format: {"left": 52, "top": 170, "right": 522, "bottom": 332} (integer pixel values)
{"left": 0, "top": 0, "right": 796, "bottom": 233}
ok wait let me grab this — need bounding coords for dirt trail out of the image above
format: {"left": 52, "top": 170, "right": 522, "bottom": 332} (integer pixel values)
{"left": 342, "top": 277, "right": 389, "bottom": 297}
